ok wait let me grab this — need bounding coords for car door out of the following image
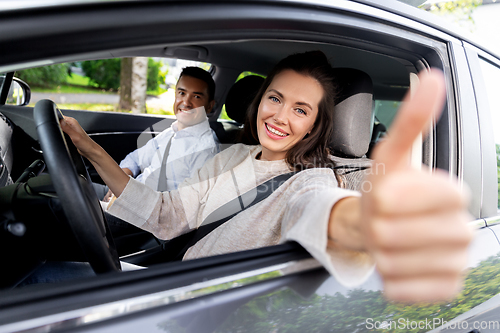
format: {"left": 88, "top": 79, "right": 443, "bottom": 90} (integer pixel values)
{"left": 198, "top": 8, "right": 500, "bottom": 333}
{"left": 0, "top": 93, "right": 174, "bottom": 184}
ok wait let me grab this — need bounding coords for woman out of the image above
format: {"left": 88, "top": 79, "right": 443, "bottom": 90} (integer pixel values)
{"left": 62, "top": 51, "right": 472, "bottom": 302}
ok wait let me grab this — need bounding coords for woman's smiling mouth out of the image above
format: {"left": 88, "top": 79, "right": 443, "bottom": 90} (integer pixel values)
{"left": 265, "top": 123, "right": 289, "bottom": 138}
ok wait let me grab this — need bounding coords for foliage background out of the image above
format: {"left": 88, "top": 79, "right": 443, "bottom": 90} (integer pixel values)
{"left": 16, "top": 63, "right": 70, "bottom": 87}
{"left": 16, "top": 58, "right": 166, "bottom": 93}
{"left": 81, "top": 58, "right": 165, "bottom": 92}
{"left": 423, "top": 0, "right": 483, "bottom": 31}
{"left": 156, "top": 255, "right": 500, "bottom": 333}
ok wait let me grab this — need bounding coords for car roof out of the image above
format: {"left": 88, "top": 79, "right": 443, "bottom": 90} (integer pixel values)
{"left": 5, "top": 0, "right": 494, "bottom": 58}
{"left": 1, "top": 0, "right": 497, "bottom": 101}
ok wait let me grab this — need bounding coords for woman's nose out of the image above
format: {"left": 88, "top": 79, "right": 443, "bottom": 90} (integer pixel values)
{"left": 273, "top": 107, "right": 288, "bottom": 125}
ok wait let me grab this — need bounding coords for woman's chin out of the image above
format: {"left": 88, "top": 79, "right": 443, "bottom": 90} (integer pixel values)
{"left": 259, "top": 141, "right": 289, "bottom": 161}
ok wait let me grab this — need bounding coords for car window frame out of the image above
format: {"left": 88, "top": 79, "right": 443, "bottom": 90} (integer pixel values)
{"left": 0, "top": 242, "right": 314, "bottom": 332}
{"left": 0, "top": 72, "right": 14, "bottom": 105}
{"left": 463, "top": 44, "right": 500, "bottom": 218}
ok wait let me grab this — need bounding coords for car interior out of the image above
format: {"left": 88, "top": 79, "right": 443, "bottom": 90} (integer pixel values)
{"left": 0, "top": 38, "right": 414, "bottom": 289}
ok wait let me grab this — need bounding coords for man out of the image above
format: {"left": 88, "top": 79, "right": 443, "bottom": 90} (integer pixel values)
{"left": 98, "top": 66, "right": 220, "bottom": 201}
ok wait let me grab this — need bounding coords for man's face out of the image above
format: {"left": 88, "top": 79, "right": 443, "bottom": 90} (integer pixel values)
{"left": 174, "top": 75, "right": 214, "bottom": 130}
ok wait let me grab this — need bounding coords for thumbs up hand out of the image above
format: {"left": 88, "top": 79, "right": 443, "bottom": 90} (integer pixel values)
{"left": 361, "top": 69, "right": 473, "bottom": 302}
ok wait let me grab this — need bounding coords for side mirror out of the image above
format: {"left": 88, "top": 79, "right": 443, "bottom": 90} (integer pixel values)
{"left": 7, "top": 77, "right": 31, "bottom": 106}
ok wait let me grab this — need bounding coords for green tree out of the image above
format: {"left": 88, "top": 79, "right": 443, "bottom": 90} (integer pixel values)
{"left": 190, "top": 254, "right": 500, "bottom": 333}
{"left": 119, "top": 58, "right": 133, "bottom": 111}
{"left": 422, "top": 0, "right": 483, "bottom": 31}
{"left": 81, "top": 58, "right": 165, "bottom": 95}
{"left": 15, "top": 63, "right": 69, "bottom": 88}
{"left": 131, "top": 57, "right": 148, "bottom": 113}
{"left": 81, "top": 59, "right": 121, "bottom": 90}
{"left": 147, "top": 58, "right": 167, "bottom": 92}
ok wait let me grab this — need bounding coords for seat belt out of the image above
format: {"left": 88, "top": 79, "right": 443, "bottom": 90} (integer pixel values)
{"left": 157, "top": 137, "right": 173, "bottom": 191}
{"left": 158, "top": 171, "right": 296, "bottom": 262}
{"left": 333, "top": 164, "right": 370, "bottom": 175}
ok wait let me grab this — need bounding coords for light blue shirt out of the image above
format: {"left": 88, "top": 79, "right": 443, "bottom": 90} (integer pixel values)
{"left": 119, "top": 119, "right": 220, "bottom": 191}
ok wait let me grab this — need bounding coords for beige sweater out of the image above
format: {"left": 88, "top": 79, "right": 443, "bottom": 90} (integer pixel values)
{"left": 108, "top": 144, "right": 374, "bottom": 287}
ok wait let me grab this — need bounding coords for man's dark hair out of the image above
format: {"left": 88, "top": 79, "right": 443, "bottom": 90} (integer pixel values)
{"left": 179, "top": 67, "right": 216, "bottom": 101}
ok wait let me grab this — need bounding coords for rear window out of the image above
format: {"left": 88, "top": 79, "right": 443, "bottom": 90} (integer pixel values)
{"left": 373, "top": 100, "right": 401, "bottom": 130}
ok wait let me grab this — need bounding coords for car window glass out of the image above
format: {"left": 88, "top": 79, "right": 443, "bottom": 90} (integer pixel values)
{"left": 478, "top": 58, "right": 500, "bottom": 209}
{"left": 373, "top": 100, "right": 401, "bottom": 129}
{"left": 14, "top": 58, "right": 211, "bottom": 114}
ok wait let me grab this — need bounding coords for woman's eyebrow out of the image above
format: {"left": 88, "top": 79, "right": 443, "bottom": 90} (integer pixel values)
{"left": 296, "top": 101, "right": 313, "bottom": 110}
{"left": 268, "top": 88, "right": 313, "bottom": 110}
{"left": 268, "top": 89, "right": 284, "bottom": 98}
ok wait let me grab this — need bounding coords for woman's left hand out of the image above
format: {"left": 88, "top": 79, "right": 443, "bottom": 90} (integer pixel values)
{"left": 60, "top": 116, "right": 100, "bottom": 162}
{"left": 329, "top": 69, "right": 473, "bottom": 303}
{"left": 60, "top": 116, "right": 130, "bottom": 198}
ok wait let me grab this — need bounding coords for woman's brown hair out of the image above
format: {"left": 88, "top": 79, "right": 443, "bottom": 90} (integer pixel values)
{"left": 241, "top": 51, "right": 340, "bottom": 179}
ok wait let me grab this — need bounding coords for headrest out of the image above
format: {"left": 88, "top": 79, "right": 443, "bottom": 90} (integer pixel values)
{"left": 225, "top": 75, "right": 265, "bottom": 124}
{"left": 329, "top": 68, "right": 373, "bottom": 158}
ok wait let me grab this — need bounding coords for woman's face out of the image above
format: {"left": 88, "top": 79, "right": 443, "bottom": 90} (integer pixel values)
{"left": 257, "top": 69, "right": 323, "bottom": 161}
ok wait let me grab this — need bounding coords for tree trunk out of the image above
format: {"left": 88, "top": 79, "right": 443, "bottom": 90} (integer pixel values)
{"left": 131, "top": 57, "right": 148, "bottom": 114}
{"left": 118, "top": 58, "right": 133, "bottom": 111}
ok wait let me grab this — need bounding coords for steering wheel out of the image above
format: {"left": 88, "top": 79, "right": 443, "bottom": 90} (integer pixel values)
{"left": 33, "top": 99, "right": 120, "bottom": 274}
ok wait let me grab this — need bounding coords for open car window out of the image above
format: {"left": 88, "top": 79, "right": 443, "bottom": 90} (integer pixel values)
{"left": 14, "top": 58, "right": 211, "bottom": 115}
{"left": 1, "top": 45, "right": 415, "bottom": 278}
{"left": 0, "top": 44, "right": 412, "bottom": 292}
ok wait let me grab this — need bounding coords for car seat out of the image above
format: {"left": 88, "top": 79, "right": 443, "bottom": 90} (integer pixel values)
{"left": 329, "top": 68, "right": 374, "bottom": 191}
{"left": 210, "top": 75, "right": 264, "bottom": 144}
